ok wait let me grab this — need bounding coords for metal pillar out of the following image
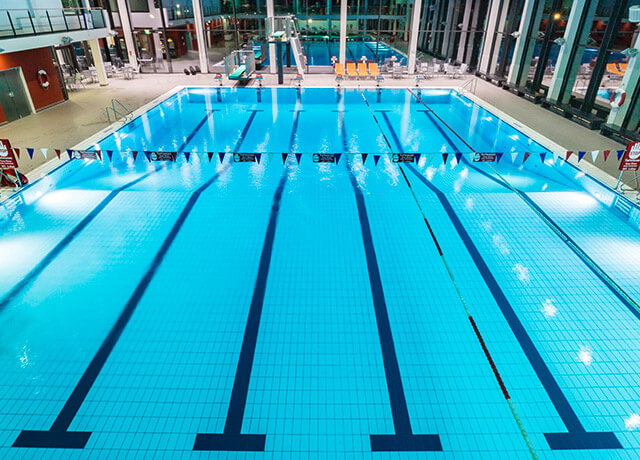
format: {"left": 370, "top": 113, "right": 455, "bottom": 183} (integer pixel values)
{"left": 116, "top": 0, "right": 138, "bottom": 68}
{"left": 477, "top": 0, "right": 509, "bottom": 75}
{"left": 339, "top": 0, "right": 347, "bottom": 64}
{"left": 267, "top": 0, "right": 276, "bottom": 73}
{"left": 507, "top": 0, "right": 543, "bottom": 86}
{"left": 457, "top": 0, "right": 473, "bottom": 62}
{"left": 192, "top": 0, "right": 209, "bottom": 73}
{"left": 547, "top": 0, "right": 598, "bottom": 105}
{"left": 407, "top": 0, "right": 423, "bottom": 73}
{"left": 88, "top": 39, "right": 108, "bottom": 85}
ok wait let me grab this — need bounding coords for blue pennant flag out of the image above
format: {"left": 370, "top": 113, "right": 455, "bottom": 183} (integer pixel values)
{"left": 455, "top": 152, "right": 463, "bottom": 164}
{"left": 184, "top": 152, "right": 191, "bottom": 162}
{"left": 106, "top": 150, "right": 114, "bottom": 161}
{"left": 617, "top": 150, "right": 625, "bottom": 160}
{"left": 335, "top": 153, "right": 341, "bottom": 164}
{"left": 577, "top": 151, "right": 586, "bottom": 162}
{"left": 496, "top": 153, "right": 504, "bottom": 163}
{"left": 540, "top": 152, "right": 547, "bottom": 163}
{"left": 218, "top": 152, "right": 225, "bottom": 163}
{"left": 27, "top": 148, "right": 35, "bottom": 159}
{"left": 256, "top": 153, "right": 262, "bottom": 164}
{"left": 373, "top": 154, "right": 380, "bottom": 166}
{"left": 144, "top": 151, "right": 152, "bottom": 162}
{"left": 295, "top": 153, "right": 302, "bottom": 164}
{"left": 414, "top": 153, "right": 421, "bottom": 163}
{"left": 67, "top": 149, "right": 74, "bottom": 160}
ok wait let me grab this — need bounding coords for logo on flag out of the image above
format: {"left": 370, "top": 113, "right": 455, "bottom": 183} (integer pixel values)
{"left": 313, "top": 153, "right": 335, "bottom": 163}
{"left": 392, "top": 153, "right": 415, "bottom": 163}
{"left": 233, "top": 153, "right": 257, "bottom": 162}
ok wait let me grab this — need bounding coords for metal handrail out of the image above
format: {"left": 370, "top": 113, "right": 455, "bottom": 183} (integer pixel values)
{"left": 459, "top": 77, "right": 477, "bottom": 94}
{"left": 106, "top": 99, "right": 132, "bottom": 124}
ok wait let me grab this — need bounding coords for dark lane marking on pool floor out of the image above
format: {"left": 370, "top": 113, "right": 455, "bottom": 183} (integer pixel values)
{"left": 346, "top": 159, "right": 443, "bottom": 452}
{"left": 13, "top": 108, "right": 224, "bottom": 449}
{"left": 0, "top": 165, "right": 161, "bottom": 313}
{"left": 406, "top": 163, "right": 621, "bottom": 451}
{"left": 193, "top": 108, "right": 301, "bottom": 452}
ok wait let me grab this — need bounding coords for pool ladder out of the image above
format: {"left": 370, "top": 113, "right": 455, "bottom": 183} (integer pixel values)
{"left": 459, "top": 77, "right": 477, "bottom": 95}
{"left": 106, "top": 98, "right": 133, "bottom": 123}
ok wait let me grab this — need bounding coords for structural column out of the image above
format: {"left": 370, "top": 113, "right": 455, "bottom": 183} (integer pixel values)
{"left": 192, "top": 0, "right": 209, "bottom": 73}
{"left": 457, "top": 0, "right": 474, "bottom": 63}
{"left": 88, "top": 39, "right": 108, "bottom": 85}
{"left": 547, "top": 0, "right": 598, "bottom": 105}
{"left": 477, "top": 0, "right": 509, "bottom": 75}
{"left": 507, "top": 0, "right": 543, "bottom": 86}
{"left": 607, "top": 31, "right": 640, "bottom": 129}
{"left": 407, "top": 0, "right": 423, "bottom": 74}
{"left": 442, "top": 0, "right": 460, "bottom": 59}
{"left": 339, "top": 0, "right": 347, "bottom": 64}
{"left": 116, "top": 0, "right": 138, "bottom": 68}
{"left": 267, "top": 0, "right": 276, "bottom": 73}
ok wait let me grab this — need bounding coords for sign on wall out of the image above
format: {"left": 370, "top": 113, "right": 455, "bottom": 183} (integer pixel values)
{"left": 619, "top": 142, "right": 640, "bottom": 171}
{"left": 0, "top": 139, "right": 19, "bottom": 170}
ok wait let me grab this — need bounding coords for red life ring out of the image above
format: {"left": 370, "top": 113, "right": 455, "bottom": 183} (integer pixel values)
{"left": 37, "top": 69, "right": 50, "bottom": 89}
{"left": 1, "top": 169, "right": 28, "bottom": 187}
{"left": 610, "top": 88, "right": 626, "bottom": 108}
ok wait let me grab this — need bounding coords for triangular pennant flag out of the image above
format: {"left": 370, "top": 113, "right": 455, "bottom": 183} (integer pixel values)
{"left": 256, "top": 153, "right": 262, "bottom": 164}
{"left": 603, "top": 150, "right": 610, "bottom": 162}
{"left": 540, "top": 152, "right": 547, "bottom": 163}
{"left": 13, "top": 148, "right": 20, "bottom": 159}
{"left": 565, "top": 151, "right": 573, "bottom": 161}
{"left": 442, "top": 153, "right": 449, "bottom": 164}
{"left": 496, "top": 153, "right": 504, "bottom": 163}
{"left": 523, "top": 152, "right": 531, "bottom": 164}
{"left": 144, "top": 151, "right": 152, "bottom": 162}
{"left": 577, "top": 151, "right": 586, "bottom": 162}
{"left": 106, "top": 150, "right": 113, "bottom": 161}
{"left": 295, "top": 153, "right": 302, "bottom": 164}
{"left": 511, "top": 152, "right": 518, "bottom": 163}
{"left": 218, "top": 152, "right": 225, "bottom": 163}
{"left": 335, "top": 153, "right": 341, "bottom": 164}
{"left": 617, "top": 150, "right": 625, "bottom": 161}
{"left": 27, "top": 148, "right": 35, "bottom": 159}
{"left": 454, "top": 152, "right": 463, "bottom": 164}
{"left": 591, "top": 150, "right": 599, "bottom": 162}
{"left": 373, "top": 154, "right": 380, "bottom": 166}
{"left": 362, "top": 153, "right": 368, "bottom": 164}
{"left": 67, "top": 149, "right": 74, "bottom": 160}
{"left": 41, "top": 148, "right": 48, "bottom": 159}
{"left": 414, "top": 153, "right": 421, "bottom": 163}
{"left": 132, "top": 151, "right": 138, "bottom": 161}
{"left": 184, "top": 152, "right": 191, "bottom": 162}
{"left": 55, "top": 149, "right": 61, "bottom": 159}
{"left": 282, "top": 153, "right": 288, "bottom": 164}
{"left": 207, "top": 152, "right": 214, "bottom": 162}
{"left": 95, "top": 150, "right": 102, "bottom": 161}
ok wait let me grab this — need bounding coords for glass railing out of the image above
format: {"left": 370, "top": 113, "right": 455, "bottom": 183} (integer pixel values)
{"left": 0, "top": 8, "right": 107, "bottom": 39}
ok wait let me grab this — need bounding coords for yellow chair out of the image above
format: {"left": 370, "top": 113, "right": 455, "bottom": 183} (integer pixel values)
{"left": 357, "top": 62, "right": 369, "bottom": 79}
{"left": 335, "top": 62, "right": 345, "bottom": 77}
{"left": 368, "top": 62, "right": 379, "bottom": 78}
{"left": 346, "top": 62, "right": 358, "bottom": 79}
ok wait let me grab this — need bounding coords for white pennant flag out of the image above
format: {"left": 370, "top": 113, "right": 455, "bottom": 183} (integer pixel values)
{"left": 41, "top": 148, "right": 48, "bottom": 159}
{"left": 591, "top": 150, "right": 599, "bottom": 162}
{"left": 511, "top": 152, "right": 519, "bottom": 163}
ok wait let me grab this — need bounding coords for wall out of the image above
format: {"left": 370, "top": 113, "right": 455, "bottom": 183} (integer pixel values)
{"left": 0, "top": 103, "right": 6, "bottom": 124}
{"left": 0, "top": 47, "right": 65, "bottom": 111}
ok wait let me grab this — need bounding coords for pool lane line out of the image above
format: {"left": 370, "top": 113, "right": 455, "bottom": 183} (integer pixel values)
{"left": 410, "top": 88, "right": 640, "bottom": 323}
{"left": 193, "top": 107, "right": 302, "bottom": 452}
{"left": 177, "top": 109, "right": 220, "bottom": 152}
{"left": 362, "top": 93, "right": 541, "bottom": 456}
{"left": 345, "top": 159, "right": 443, "bottom": 452}
{"left": 12, "top": 163, "right": 231, "bottom": 449}
{"left": 339, "top": 108, "right": 442, "bottom": 452}
{"left": 0, "top": 165, "right": 161, "bottom": 313}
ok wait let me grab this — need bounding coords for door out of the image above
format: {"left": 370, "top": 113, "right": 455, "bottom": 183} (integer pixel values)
{"left": 0, "top": 68, "right": 32, "bottom": 123}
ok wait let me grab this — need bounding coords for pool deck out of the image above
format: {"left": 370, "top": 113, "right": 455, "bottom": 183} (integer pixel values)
{"left": 0, "top": 72, "right": 632, "bottom": 198}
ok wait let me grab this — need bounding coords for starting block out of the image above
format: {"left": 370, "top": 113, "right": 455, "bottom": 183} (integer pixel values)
{"left": 376, "top": 74, "right": 384, "bottom": 87}
{"left": 336, "top": 74, "right": 344, "bottom": 87}
{"left": 294, "top": 74, "right": 304, "bottom": 87}
{"left": 214, "top": 73, "right": 223, "bottom": 86}
{"left": 415, "top": 74, "right": 425, "bottom": 87}
{"left": 256, "top": 73, "right": 263, "bottom": 87}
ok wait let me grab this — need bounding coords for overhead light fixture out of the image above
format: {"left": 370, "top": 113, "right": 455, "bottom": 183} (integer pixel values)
{"left": 630, "top": 5, "right": 640, "bottom": 23}
{"left": 511, "top": 31, "right": 521, "bottom": 38}
{"left": 553, "top": 12, "right": 561, "bottom": 20}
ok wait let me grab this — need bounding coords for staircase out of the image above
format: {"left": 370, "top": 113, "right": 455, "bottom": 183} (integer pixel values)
{"left": 289, "top": 18, "right": 306, "bottom": 74}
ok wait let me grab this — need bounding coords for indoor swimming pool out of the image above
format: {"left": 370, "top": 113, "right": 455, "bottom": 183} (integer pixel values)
{"left": 1, "top": 87, "right": 640, "bottom": 459}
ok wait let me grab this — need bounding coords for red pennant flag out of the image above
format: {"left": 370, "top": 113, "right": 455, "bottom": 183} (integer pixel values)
{"left": 95, "top": 150, "right": 102, "bottom": 161}
{"left": 13, "top": 148, "right": 20, "bottom": 159}
{"left": 207, "top": 152, "right": 214, "bottom": 162}
{"left": 603, "top": 150, "right": 610, "bottom": 162}
{"left": 565, "top": 151, "right": 573, "bottom": 161}
{"left": 55, "top": 149, "right": 61, "bottom": 159}
{"left": 282, "top": 153, "right": 288, "bottom": 164}
{"left": 442, "top": 153, "right": 449, "bottom": 164}
{"left": 373, "top": 155, "right": 380, "bottom": 166}
{"left": 362, "top": 153, "right": 368, "bottom": 164}
{"left": 131, "top": 151, "right": 138, "bottom": 161}
{"left": 523, "top": 152, "right": 531, "bottom": 164}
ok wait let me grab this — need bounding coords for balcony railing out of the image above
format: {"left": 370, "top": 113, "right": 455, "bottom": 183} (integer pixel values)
{"left": 0, "top": 8, "right": 107, "bottom": 39}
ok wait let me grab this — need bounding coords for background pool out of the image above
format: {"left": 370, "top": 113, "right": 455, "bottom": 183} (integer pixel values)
{"left": 0, "top": 88, "right": 639, "bottom": 459}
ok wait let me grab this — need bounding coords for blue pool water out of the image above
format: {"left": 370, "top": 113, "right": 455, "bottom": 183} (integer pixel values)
{"left": 1, "top": 88, "right": 640, "bottom": 459}
{"left": 262, "top": 39, "right": 406, "bottom": 66}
